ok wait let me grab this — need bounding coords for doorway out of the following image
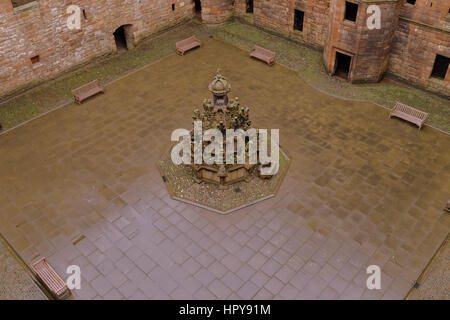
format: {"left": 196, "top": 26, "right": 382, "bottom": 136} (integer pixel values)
{"left": 334, "top": 51, "right": 352, "bottom": 80}
{"left": 246, "top": 0, "right": 253, "bottom": 13}
{"left": 294, "top": 9, "right": 304, "bottom": 31}
{"left": 194, "top": 0, "right": 201, "bottom": 14}
{"left": 114, "top": 26, "right": 127, "bottom": 51}
{"left": 430, "top": 54, "right": 450, "bottom": 80}
{"left": 113, "top": 25, "right": 134, "bottom": 52}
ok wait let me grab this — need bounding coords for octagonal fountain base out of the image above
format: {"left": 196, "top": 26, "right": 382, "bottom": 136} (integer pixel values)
{"left": 157, "top": 148, "right": 290, "bottom": 214}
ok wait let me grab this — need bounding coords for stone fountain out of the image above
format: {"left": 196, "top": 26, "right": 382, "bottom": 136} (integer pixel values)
{"left": 158, "top": 70, "right": 290, "bottom": 214}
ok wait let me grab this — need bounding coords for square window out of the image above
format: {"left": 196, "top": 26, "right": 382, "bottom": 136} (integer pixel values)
{"left": 430, "top": 54, "right": 450, "bottom": 80}
{"left": 294, "top": 10, "right": 304, "bottom": 32}
{"left": 246, "top": 0, "right": 253, "bottom": 14}
{"left": 30, "top": 55, "right": 40, "bottom": 64}
{"left": 344, "top": 2, "right": 358, "bottom": 22}
{"left": 11, "top": 0, "right": 35, "bottom": 8}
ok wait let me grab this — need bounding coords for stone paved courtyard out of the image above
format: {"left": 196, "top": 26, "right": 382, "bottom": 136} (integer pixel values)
{"left": 0, "top": 39, "right": 449, "bottom": 300}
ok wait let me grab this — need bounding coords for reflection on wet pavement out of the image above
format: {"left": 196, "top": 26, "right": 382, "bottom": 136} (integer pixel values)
{"left": 0, "top": 39, "right": 449, "bottom": 300}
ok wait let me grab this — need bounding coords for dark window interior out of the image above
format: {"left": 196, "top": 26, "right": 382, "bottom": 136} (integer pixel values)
{"left": 113, "top": 26, "right": 128, "bottom": 51}
{"left": 430, "top": 54, "right": 450, "bottom": 79}
{"left": 246, "top": 0, "right": 253, "bottom": 14}
{"left": 172, "top": 3, "right": 175, "bottom": 11}
{"left": 30, "top": 55, "right": 39, "bottom": 64}
{"left": 194, "top": 0, "right": 201, "bottom": 13}
{"left": 344, "top": 2, "right": 358, "bottom": 22}
{"left": 11, "top": 0, "right": 35, "bottom": 8}
{"left": 294, "top": 10, "right": 304, "bottom": 32}
{"left": 335, "top": 52, "right": 352, "bottom": 79}
{"left": 406, "top": 0, "right": 416, "bottom": 5}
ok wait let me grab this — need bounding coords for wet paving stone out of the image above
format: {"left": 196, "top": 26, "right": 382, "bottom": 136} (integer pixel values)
{"left": 0, "top": 39, "right": 449, "bottom": 300}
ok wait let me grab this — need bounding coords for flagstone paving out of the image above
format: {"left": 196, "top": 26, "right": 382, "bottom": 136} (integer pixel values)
{"left": 0, "top": 39, "right": 449, "bottom": 300}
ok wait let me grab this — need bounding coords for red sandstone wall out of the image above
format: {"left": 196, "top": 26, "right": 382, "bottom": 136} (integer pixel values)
{"left": 253, "top": 0, "right": 294, "bottom": 33}
{"left": 0, "top": 0, "right": 194, "bottom": 95}
{"left": 294, "top": 0, "right": 330, "bottom": 46}
{"left": 324, "top": 0, "right": 400, "bottom": 82}
{"left": 1, "top": 0, "right": 450, "bottom": 96}
{"left": 235, "top": 0, "right": 329, "bottom": 47}
{"left": 390, "top": 19, "right": 450, "bottom": 94}
{"left": 201, "top": 0, "right": 234, "bottom": 23}
{"left": 399, "top": 0, "right": 450, "bottom": 29}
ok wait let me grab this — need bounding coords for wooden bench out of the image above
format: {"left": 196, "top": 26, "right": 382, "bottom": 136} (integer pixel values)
{"left": 30, "top": 257, "right": 70, "bottom": 300}
{"left": 176, "top": 35, "right": 201, "bottom": 56}
{"left": 250, "top": 45, "right": 276, "bottom": 66}
{"left": 72, "top": 79, "right": 104, "bottom": 104}
{"left": 389, "top": 102, "right": 428, "bottom": 130}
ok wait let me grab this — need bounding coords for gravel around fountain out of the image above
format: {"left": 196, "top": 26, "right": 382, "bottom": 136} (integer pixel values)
{"left": 159, "top": 151, "right": 289, "bottom": 213}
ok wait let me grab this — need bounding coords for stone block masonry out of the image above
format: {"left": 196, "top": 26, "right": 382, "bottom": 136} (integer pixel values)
{"left": 235, "top": 0, "right": 450, "bottom": 96}
{"left": 1, "top": 0, "right": 450, "bottom": 97}
{"left": 0, "top": 0, "right": 195, "bottom": 96}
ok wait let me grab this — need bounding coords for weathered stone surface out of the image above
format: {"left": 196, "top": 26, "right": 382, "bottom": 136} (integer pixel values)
{"left": 0, "top": 0, "right": 195, "bottom": 95}
{"left": 1, "top": 0, "right": 449, "bottom": 96}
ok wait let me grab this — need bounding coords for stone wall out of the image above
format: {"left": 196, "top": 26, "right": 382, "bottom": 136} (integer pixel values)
{"left": 390, "top": 19, "right": 450, "bottom": 94}
{"left": 293, "top": 0, "right": 330, "bottom": 46}
{"left": 201, "top": 0, "right": 234, "bottom": 23}
{"left": 324, "top": 0, "right": 400, "bottom": 82}
{"left": 1, "top": 0, "right": 450, "bottom": 96}
{"left": 0, "top": 0, "right": 194, "bottom": 96}
{"left": 235, "top": 0, "right": 329, "bottom": 47}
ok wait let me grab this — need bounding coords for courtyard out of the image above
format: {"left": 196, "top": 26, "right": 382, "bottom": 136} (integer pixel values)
{"left": 0, "top": 35, "right": 449, "bottom": 300}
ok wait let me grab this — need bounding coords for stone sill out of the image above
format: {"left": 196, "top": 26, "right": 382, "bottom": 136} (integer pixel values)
{"left": 428, "top": 77, "right": 445, "bottom": 84}
{"left": 342, "top": 20, "right": 357, "bottom": 28}
{"left": 31, "top": 61, "right": 44, "bottom": 70}
{"left": 13, "top": 1, "right": 39, "bottom": 13}
{"left": 399, "top": 16, "right": 450, "bottom": 34}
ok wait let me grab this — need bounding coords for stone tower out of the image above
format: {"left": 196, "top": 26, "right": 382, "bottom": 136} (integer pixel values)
{"left": 323, "top": 0, "right": 401, "bottom": 82}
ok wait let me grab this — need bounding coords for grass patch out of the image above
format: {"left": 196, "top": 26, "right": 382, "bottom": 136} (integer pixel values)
{"left": 1, "top": 20, "right": 449, "bottom": 133}
{"left": 0, "top": 20, "right": 208, "bottom": 131}
{"left": 214, "top": 22, "right": 450, "bottom": 132}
